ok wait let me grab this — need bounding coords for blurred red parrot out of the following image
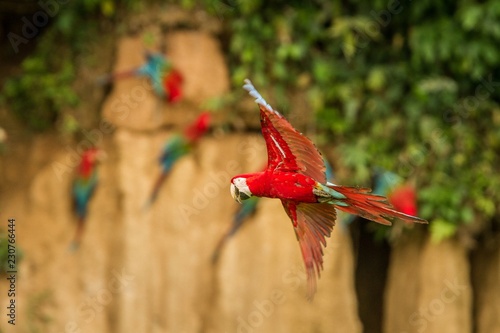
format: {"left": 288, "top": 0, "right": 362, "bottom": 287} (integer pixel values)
{"left": 387, "top": 184, "right": 418, "bottom": 217}
{"left": 230, "top": 79, "right": 427, "bottom": 299}
{"left": 99, "top": 51, "right": 183, "bottom": 103}
{"left": 145, "top": 112, "right": 211, "bottom": 207}
{"left": 71, "top": 147, "right": 104, "bottom": 250}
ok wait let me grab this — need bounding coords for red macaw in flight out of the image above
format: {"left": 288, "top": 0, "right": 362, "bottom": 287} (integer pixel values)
{"left": 230, "top": 79, "right": 427, "bottom": 299}
{"left": 213, "top": 157, "right": 334, "bottom": 264}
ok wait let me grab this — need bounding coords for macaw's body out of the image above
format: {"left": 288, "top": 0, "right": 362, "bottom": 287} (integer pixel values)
{"left": 146, "top": 112, "right": 211, "bottom": 207}
{"left": 230, "top": 79, "right": 427, "bottom": 299}
{"left": 101, "top": 52, "right": 183, "bottom": 102}
{"left": 71, "top": 148, "right": 101, "bottom": 250}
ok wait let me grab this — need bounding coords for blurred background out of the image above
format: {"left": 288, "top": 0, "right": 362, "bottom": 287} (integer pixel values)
{"left": 0, "top": 1, "right": 499, "bottom": 332}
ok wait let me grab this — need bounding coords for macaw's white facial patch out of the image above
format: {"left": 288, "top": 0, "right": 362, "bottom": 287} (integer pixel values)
{"left": 230, "top": 178, "right": 253, "bottom": 203}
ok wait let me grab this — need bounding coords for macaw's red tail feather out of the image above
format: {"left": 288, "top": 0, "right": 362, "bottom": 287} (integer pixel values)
{"left": 144, "top": 171, "right": 169, "bottom": 209}
{"left": 328, "top": 184, "right": 428, "bottom": 225}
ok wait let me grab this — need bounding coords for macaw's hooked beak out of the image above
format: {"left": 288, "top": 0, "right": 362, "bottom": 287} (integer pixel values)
{"left": 230, "top": 183, "right": 251, "bottom": 204}
{"left": 230, "top": 183, "right": 242, "bottom": 204}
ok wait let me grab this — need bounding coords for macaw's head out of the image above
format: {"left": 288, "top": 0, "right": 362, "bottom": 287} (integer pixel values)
{"left": 387, "top": 184, "right": 418, "bottom": 217}
{"left": 79, "top": 148, "right": 106, "bottom": 177}
{"left": 230, "top": 176, "right": 253, "bottom": 204}
{"left": 184, "top": 112, "right": 211, "bottom": 142}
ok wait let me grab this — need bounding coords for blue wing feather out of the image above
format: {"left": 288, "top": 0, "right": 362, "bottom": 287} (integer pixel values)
{"left": 136, "top": 53, "right": 170, "bottom": 97}
{"left": 72, "top": 171, "right": 98, "bottom": 220}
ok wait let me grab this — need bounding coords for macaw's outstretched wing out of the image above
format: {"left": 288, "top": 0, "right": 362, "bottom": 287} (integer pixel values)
{"left": 282, "top": 200, "right": 337, "bottom": 300}
{"left": 243, "top": 79, "right": 326, "bottom": 183}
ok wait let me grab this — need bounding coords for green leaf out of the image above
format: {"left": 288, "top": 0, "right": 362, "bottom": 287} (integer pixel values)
{"left": 430, "top": 219, "right": 457, "bottom": 243}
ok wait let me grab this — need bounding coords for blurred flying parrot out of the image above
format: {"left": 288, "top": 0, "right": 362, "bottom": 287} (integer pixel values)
{"left": 229, "top": 79, "right": 427, "bottom": 299}
{"left": 372, "top": 169, "right": 418, "bottom": 217}
{"left": 145, "top": 112, "right": 211, "bottom": 207}
{"left": 212, "top": 157, "right": 334, "bottom": 264}
{"left": 99, "top": 51, "right": 183, "bottom": 102}
{"left": 71, "top": 147, "right": 103, "bottom": 250}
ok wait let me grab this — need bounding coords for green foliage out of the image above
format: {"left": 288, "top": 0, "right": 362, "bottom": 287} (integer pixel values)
{"left": 196, "top": 0, "right": 500, "bottom": 240}
{"left": 430, "top": 219, "right": 458, "bottom": 243}
{"left": 3, "top": 52, "right": 78, "bottom": 131}
{"left": 1, "top": 0, "right": 133, "bottom": 131}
